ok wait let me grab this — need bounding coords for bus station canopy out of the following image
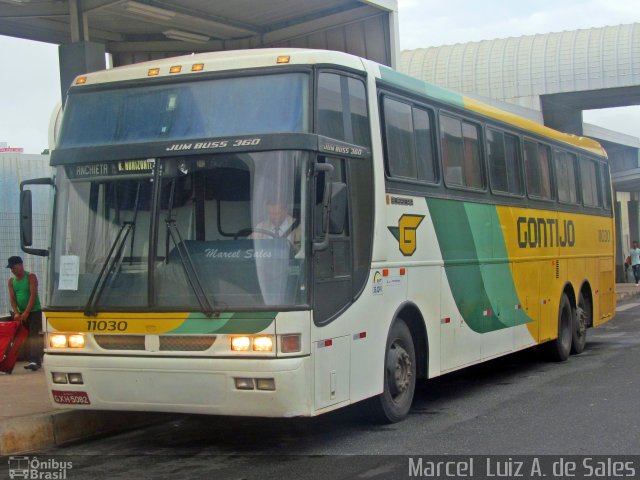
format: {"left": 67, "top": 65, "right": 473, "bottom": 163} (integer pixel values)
{"left": 0, "top": 0, "right": 398, "bottom": 67}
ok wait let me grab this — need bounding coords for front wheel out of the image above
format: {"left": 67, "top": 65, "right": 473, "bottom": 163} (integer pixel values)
{"left": 369, "top": 320, "right": 416, "bottom": 423}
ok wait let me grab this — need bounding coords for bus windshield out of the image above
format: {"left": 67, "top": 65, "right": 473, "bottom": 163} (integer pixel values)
{"left": 57, "top": 73, "right": 309, "bottom": 148}
{"left": 50, "top": 151, "right": 310, "bottom": 311}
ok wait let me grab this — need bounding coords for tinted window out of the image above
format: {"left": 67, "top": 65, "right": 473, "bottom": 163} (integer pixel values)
{"left": 580, "top": 158, "right": 601, "bottom": 207}
{"left": 348, "top": 77, "right": 370, "bottom": 147}
{"left": 383, "top": 97, "right": 436, "bottom": 183}
{"left": 413, "top": 108, "right": 436, "bottom": 183}
{"left": 59, "top": 73, "right": 309, "bottom": 148}
{"left": 317, "top": 73, "right": 370, "bottom": 147}
{"left": 488, "top": 129, "right": 523, "bottom": 195}
{"left": 555, "top": 150, "right": 578, "bottom": 204}
{"left": 524, "top": 140, "right": 553, "bottom": 200}
{"left": 601, "top": 163, "right": 612, "bottom": 209}
{"left": 384, "top": 98, "right": 416, "bottom": 179}
{"left": 440, "top": 114, "right": 483, "bottom": 189}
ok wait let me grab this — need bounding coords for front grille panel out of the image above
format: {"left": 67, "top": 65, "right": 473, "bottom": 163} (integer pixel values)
{"left": 159, "top": 335, "right": 216, "bottom": 351}
{"left": 94, "top": 335, "right": 145, "bottom": 350}
{"left": 93, "top": 334, "right": 216, "bottom": 351}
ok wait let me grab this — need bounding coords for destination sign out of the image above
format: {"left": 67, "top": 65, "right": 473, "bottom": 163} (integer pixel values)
{"left": 66, "top": 160, "right": 154, "bottom": 179}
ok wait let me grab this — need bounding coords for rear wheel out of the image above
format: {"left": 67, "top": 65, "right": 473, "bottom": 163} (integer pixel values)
{"left": 369, "top": 319, "right": 416, "bottom": 423}
{"left": 545, "top": 293, "right": 573, "bottom": 362}
{"left": 571, "top": 292, "right": 590, "bottom": 355}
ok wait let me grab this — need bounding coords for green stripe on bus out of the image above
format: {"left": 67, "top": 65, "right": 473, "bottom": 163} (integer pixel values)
{"left": 169, "top": 311, "right": 276, "bottom": 334}
{"left": 427, "top": 198, "right": 531, "bottom": 333}
{"left": 379, "top": 66, "right": 465, "bottom": 108}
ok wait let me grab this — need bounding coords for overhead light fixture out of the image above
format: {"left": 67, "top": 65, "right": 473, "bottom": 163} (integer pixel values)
{"left": 163, "top": 29, "right": 210, "bottom": 43}
{"left": 125, "top": 1, "right": 176, "bottom": 21}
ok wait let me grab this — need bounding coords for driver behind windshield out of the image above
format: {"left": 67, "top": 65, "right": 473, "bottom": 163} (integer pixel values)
{"left": 250, "top": 199, "right": 301, "bottom": 248}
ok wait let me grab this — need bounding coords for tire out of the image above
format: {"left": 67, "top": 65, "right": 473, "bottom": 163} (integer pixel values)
{"left": 571, "top": 292, "right": 590, "bottom": 355}
{"left": 545, "top": 293, "right": 573, "bottom": 362}
{"left": 368, "top": 319, "right": 416, "bottom": 423}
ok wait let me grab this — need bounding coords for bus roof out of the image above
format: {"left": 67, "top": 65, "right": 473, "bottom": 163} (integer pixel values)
{"left": 70, "top": 48, "right": 606, "bottom": 157}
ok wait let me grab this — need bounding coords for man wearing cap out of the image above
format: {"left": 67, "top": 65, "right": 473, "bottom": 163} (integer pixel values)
{"left": 7, "top": 256, "right": 43, "bottom": 371}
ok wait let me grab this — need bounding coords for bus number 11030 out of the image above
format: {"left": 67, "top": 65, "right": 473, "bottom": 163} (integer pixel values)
{"left": 86, "top": 320, "right": 128, "bottom": 332}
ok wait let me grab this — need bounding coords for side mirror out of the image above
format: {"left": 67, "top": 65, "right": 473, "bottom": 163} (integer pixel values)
{"left": 20, "top": 190, "right": 33, "bottom": 247}
{"left": 20, "top": 177, "right": 55, "bottom": 257}
{"left": 328, "top": 182, "right": 347, "bottom": 234}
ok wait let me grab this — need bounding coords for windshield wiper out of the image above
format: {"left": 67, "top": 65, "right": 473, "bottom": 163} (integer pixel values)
{"left": 84, "top": 221, "right": 134, "bottom": 316}
{"left": 166, "top": 218, "right": 214, "bottom": 317}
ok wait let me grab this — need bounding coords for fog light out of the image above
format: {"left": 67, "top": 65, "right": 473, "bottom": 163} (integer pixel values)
{"left": 52, "top": 372, "right": 68, "bottom": 384}
{"left": 50, "top": 334, "right": 68, "bottom": 349}
{"left": 281, "top": 334, "right": 301, "bottom": 353}
{"left": 68, "top": 334, "right": 85, "bottom": 349}
{"left": 231, "top": 336, "right": 251, "bottom": 351}
{"left": 252, "top": 336, "right": 273, "bottom": 352}
{"left": 68, "top": 373, "right": 84, "bottom": 385}
{"left": 256, "top": 378, "right": 275, "bottom": 391}
{"left": 235, "top": 378, "right": 254, "bottom": 390}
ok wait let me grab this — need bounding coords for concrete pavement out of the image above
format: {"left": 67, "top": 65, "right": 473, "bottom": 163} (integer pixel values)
{"left": 1, "top": 283, "right": 639, "bottom": 455}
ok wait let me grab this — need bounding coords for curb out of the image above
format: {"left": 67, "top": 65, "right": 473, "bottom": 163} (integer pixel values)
{"left": 0, "top": 410, "right": 171, "bottom": 455}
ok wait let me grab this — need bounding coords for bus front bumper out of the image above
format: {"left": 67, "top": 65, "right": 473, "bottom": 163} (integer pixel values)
{"left": 43, "top": 354, "right": 313, "bottom": 417}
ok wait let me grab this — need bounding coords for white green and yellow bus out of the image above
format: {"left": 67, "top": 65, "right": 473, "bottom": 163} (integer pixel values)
{"left": 21, "top": 48, "right": 615, "bottom": 422}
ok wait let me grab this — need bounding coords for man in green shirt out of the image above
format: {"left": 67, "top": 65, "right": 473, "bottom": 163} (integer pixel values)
{"left": 7, "top": 256, "right": 43, "bottom": 371}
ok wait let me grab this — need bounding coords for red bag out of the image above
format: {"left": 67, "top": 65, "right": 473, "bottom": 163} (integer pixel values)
{"left": 0, "top": 319, "right": 29, "bottom": 374}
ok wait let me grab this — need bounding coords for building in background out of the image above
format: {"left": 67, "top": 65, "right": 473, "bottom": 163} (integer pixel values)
{"left": 0, "top": 145, "right": 53, "bottom": 316}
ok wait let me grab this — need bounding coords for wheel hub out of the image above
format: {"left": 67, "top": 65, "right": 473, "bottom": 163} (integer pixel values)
{"left": 387, "top": 344, "right": 412, "bottom": 397}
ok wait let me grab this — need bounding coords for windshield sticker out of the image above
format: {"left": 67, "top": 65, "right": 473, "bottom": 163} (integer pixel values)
{"left": 58, "top": 255, "right": 80, "bottom": 291}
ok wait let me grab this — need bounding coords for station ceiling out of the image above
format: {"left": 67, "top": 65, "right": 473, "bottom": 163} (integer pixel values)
{"left": 0, "top": 0, "right": 397, "bottom": 66}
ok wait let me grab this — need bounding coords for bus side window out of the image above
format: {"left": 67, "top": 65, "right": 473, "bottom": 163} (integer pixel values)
{"left": 317, "top": 72, "right": 370, "bottom": 148}
{"left": 440, "top": 113, "right": 483, "bottom": 189}
{"left": 555, "top": 149, "right": 579, "bottom": 204}
{"left": 487, "top": 128, "right": 523, "bottom": 195}
{"left": 601, "top": 163, "right": 612, "bottom": 210}
{"left": 579, "top": 157, "right": 601, "bottom": 208}
{"left": 382, "top": 97, "right": 436, "bottom": 183}
{"left": 524, "top": 140, "right": 553, "bottom": 200}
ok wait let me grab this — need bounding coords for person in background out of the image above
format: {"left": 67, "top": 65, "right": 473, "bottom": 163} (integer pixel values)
{"left": 7, "top": 256, "right": 43, "bottom": 371}
{"left": 630, "top": 241, "right": 640, "bottom": 286}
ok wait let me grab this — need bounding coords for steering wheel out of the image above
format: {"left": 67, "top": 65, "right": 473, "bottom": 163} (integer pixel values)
{"left": 233, "top": 227, "right": 279, "bottom": 240}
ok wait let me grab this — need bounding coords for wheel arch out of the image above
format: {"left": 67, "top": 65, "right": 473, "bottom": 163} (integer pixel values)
{"left": 562, "top": 281, "right": 577, "bottom": 310}
{"left": 390, "top": 301, "right": 428, "bottom": 379}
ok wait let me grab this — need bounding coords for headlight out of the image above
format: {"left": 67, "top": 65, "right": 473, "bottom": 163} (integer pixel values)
{"left": 50, "top": 334, "right": 68, "bottom": 349}
{"left": 252, "top": 336, "right": 273, "bottom": 352}
{"left": 231, "top": 336, "right": 251, "bottom": 352}
{"left": 68, "top": 334, "right": 85, "bottom": 348}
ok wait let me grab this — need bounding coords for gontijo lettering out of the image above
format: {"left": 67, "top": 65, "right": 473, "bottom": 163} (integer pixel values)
{"left": 517, "top": 217, "right": 575, "bottom": 248}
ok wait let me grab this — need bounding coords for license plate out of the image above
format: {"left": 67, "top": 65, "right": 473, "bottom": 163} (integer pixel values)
{"left": 52, "top": 390, "right": 91, "bottom": 405}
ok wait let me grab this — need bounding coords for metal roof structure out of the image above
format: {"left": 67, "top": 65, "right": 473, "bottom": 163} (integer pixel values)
{"left": 399, "top": 23, "right": 640, "bottom": 111}
{"left": 0, "top": 0, "right": 398, "bottom": 67}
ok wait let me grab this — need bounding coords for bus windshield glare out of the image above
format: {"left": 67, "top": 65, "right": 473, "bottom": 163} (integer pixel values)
{"left": 57, "top": 73, "right": 309, "bottom": 148}
{"left": 50, "top": 151, "right": 310, "bottom": 311}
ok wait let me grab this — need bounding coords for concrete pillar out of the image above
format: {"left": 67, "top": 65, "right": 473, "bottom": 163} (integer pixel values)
{"left": 540, "top": 96, "right": 583, "bottom": 136}
{"left": 58, "top": 41, "right": 106, "bottom": 104}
